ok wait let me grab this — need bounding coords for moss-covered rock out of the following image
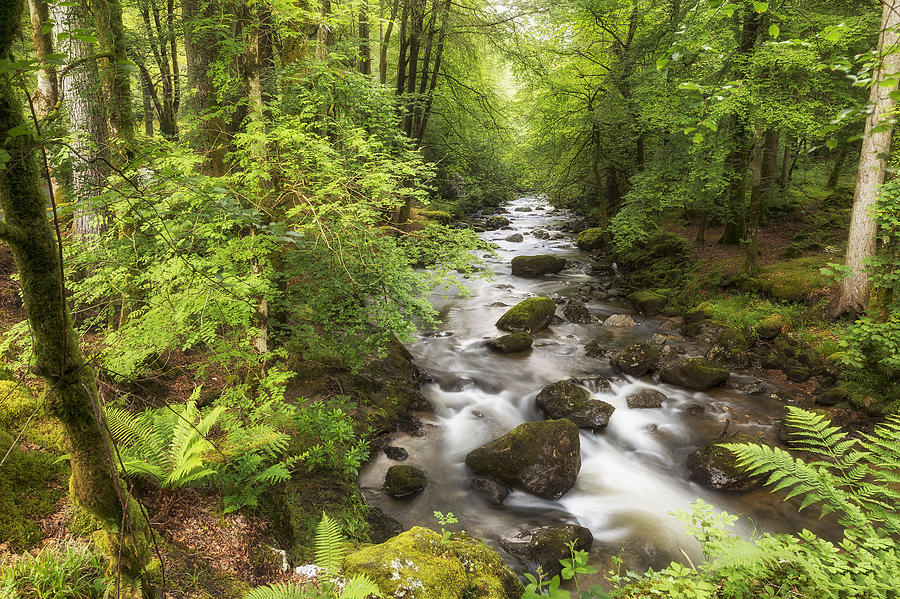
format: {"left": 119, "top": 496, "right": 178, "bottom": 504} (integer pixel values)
{"left": 747, "top": 257, "right": 832, "bottom": 303}
{"left": 687, "top": 433, "right": 765, "bottom": 491}
{"left": 576, "top": 227, "right": 606, "bottom": 251}
{"left": 495, "top": 297, "right": 557, "bottom": 333}
{"left": 627, "top": 290, "right": 668, "bottom": 316}
{"left": 500, "top": 524, "right": 593, "bottom": 577}
{"left": 484, "top": 216, "right": 511, "bottom": 230}
{"left": 384, "top": 465, "right": 428, "bottom": 497}
{"left": 511, "top": 255, "right": 566, "bottom": 277}
{"left": 563, "top": 299, "right": 593, "bottom": 323}
{"left": 612, "top": 343, "right": 660, "bottom": 377}
{"left": 684, "top": 304, "right": 713, "bottom": 325}
{"left": 419, "top": 210, "right": 451, "bottom": 224}
{"left": 660, "top": 357, "right": 730, "bottom": 390}
{"left": 343, "top": 526, "right": 523, "bottom": 599}
{"left": 486, "top": 332, "right": 533, "bottom": 354}
{"left": 706, "top": 329, "right": 750, "bottom": 369}
{"left": 626, "top": 389, "right": 667, "bottom": 409}
{"left": 535, "top": 381, "right": 615, "bottom": 430}
{"left": 465, "top": 419, "right": 581, "bottom": 499}
{"left": 756, "top": 314, "right": 785, "bottom": 340}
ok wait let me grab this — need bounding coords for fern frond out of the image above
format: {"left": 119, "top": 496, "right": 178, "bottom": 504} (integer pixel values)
{"left": 164, "top": 400, "right": 222, "bottom": 487}
{"left": 245, "top": 582, "right": 314, "bottom": 599}
{"left": 338, "top": 574, "right": 382, "bottom": 599}
{"left": 315, "top": 513, "right": 346, "bottom": 574}
{"left": 105, "top": 406, "right": 167, "bottom": 482}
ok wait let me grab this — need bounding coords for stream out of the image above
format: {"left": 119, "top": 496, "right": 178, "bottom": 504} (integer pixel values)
{"left": 359, "top": 196, "right": 830, "bottom": 575}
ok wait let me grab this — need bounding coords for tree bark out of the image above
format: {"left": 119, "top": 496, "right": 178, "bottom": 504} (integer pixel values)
{"left": 831, "top": 0, "right": 900, "bottom": 316}
{"left": 26, "top": 0, "right": 58, "bottom": 120}
{"left": 379, "top": 0, "right": 400, "bottom": 85}
{"left": 52, "top": 0, "right": 111, "bottom": 242}
{"left": 0, "top": 3, "right": 159, "bottom": 593}
{"left": 93, "top": 0, "right": 135, "bottom": 153}
{"left": 359, "top": 0, "right": 371, "bottom": 75}
{"left": 779, "top": 141, "right": 791, "bottom": 189}
{"left": 140, "top": 73, "right": 154, "bottom": 135}
{"left": 826, "top": 144, "right": 848, "bottom": 190}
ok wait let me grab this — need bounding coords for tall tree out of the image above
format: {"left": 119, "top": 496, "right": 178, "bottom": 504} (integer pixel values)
{"left": 133, "top": 0, "right": 181, "bottom": 139}
{"left": 831, "top": 0, "right": 900, "bottom": 316}
{"left": 26, "top": 0, "right": 57, "bottom": 120}
{"left": 0, "top": 0, "right": 159, "bottom": 592}
{"left": 93, "top": 0, "right": 135, "bottom": 152}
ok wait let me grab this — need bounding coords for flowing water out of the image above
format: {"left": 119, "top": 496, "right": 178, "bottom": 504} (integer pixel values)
{"left": 359, "top": 196, "right": 831, "bottom": 574}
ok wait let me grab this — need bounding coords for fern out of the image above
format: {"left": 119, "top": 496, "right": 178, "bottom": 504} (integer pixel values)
{"left": 315, "top": 513, "right": 346, "bottom": 574}
{"left": 245, "top": 582, "right": 316, "bottom": 599}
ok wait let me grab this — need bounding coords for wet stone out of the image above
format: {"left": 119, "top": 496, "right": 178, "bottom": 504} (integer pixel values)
{"left": 384, "top": 465, "right": 428, "bottom": 497}
{"left": 604, "top": 314, "right": 636, "bottom": 327}
{"left": 564, "top": 299, "right": 593, "bottom": 323}
{"left": 626, "top": 389, "right": 667, "bottom": 409}
{"left": 384, "top": 446, "right": 409, "bottom": 461}
{"left": 468, "top": 477, "right": 510, "bottom": 504}
{"left": 505, "top": 233, "right": 524, "bottom": 242}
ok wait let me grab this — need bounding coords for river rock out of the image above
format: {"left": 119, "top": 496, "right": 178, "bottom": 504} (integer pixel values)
{"left": 514, "top": 207, "right": 533, "bottom": 212}
{"left": 383, "top": 465, "right": 428, "bottom": 497}
{"left": 584, "top": 340, "right": 609, "bottom": 359}
{"left": 532, "top": 229, "right": 550, "bottom": 239}
{"left": 344, "top": 527, "right": 523, "bottom": 599}
{"left": 500, "top": 524, "right": 594, "bottom": 577}
{"left": 505, "top": 233, "right": 524, "bottom": 242}
{"left": 484, "top": 216, "right": 510, "bottom": 230}
{"left": 384, "top": 446, "right": 408, "bottom": 461}
{"left": 576, "top": 227, "right": 606, "bottom": 251}
{"left": 687, "top": 433, "right": 764, "bottom": 491}
{"left": 626, "top": 389, "right": 667, "bottom": 409}
{"left": 465, "top": 419, "right": 581, "bottom": 499}
{"left": 563, "top": 299, "right": 593, "bottom": 323}
{"left": 627, "top": 290, "right": 669, "bottom": 316}
{"left": 660, "top": 357, "right": 730, "bottom": 390}
{"left": 604, "top": 314, "right": 636, "bottom": 327}
{"left": 468, "top": 477, "right": 511, "bottom": 504}
{"left": 612, "top": 343, "right": 660, "bottom": 377}
{"left": 535, "top": 381, "right": 615, "bottom": 430}
{"left": 511, "top": 255, "right": 566, "bottom": 277}
{"left": 495, "top": 297, "right": 557, "bottom": 333}
{"left": 756, "top": 314, "right": 785, "bottom": 340}
{"left": 487, "top": 332, "right": 533, "bottom": 353}
{"left": 366, "top": 506, "right": 404, "bottom": 543}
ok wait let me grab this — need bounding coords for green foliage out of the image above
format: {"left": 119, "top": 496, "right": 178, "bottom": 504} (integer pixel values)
{"left": 522, "top": 540, "right": 605, "bottom": 599}
{"left": 291, "top": 401, "right": 369, "bottom": 480}
{"left": 432, "top": 511, "right": 458, "bottom": 545}
{"left": 314, "top": 513, "right": 346, "bottom": 574}
{"left": 0, "top": 542, "right": 107, "bottom": 599}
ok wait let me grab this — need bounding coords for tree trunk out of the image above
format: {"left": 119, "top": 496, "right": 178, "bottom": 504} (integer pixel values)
{"left": 779, "top": 141, "right": 791, "bottom": 189}
{"left": 0, "top": 4, "right": 159, "bottom": 593}
{"left": 26, "top": 0, "right": 58, "bottom": 120}
{"left": 140, "top": 74, "right": 154, "bottom": 135}
{"left": 93, "top": 0, "right": 135, "bottom": 154}
{"left": 826, "top": 144, "right": 848, "bottom": 190}
{"left": 317, "top": 0, "right": 334, "bottom": 58}
{"left": 415, "top": 0, "right": 450, "bottom": 141}
{"left": 358, "top": 0, "right": 371, "bottom": 75}
{"left": 395, "top": 1, "right": 410, "bottom": 96}
{"left": 831, "top": 0, "right": 900, "bottom": 316}
{"left": 52, "top": 0, "right": 111, "bottom": 242}
{"left": 379, "top": 0, "right": 400, "bottom": 85}
{"left": 745, "top": 131, "right": 765, "bottom": 274}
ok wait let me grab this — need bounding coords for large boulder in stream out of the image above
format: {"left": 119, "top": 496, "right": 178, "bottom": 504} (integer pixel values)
{"left": 687, "top": 433, "right": 765, "bottom": 491}
{"left": 500, "top": 524, "right": 594, "bottom": 577}
{"left": 465, "top": 419, "right": 581, "bottom": 499}
{"left": 344, "top": 527, "right": 523, "bottom": 599}
{"left": 495, "top": 297, "right": 557, "bottom": 333}
{"left": 660, "top": 357, "right": 730, "bottom": 390}
{"left": 383, "top": 465, "right": 428, "bottom": 497}
{"left": 576, "top": 227, "right": 606, "bottom": 251}
{"left": 487, "top": 332, "right": 533, "bottom": 353}
{"left": 535, "top": 381, "right": 615, "bottom": 430}
{"left": 626, "top": 389, "right": 667, "bottom": 409}
{"left": 511, "top": 255, "right": 566, "bottom": 277}
{"left": 484, "top": 216, "right": 511, "bottom": 230}
{"left": 612, "top": 343, "right": 660, "bottom": 377}
{"left": 627, "top": 290, "right": 669, "bottom": 316}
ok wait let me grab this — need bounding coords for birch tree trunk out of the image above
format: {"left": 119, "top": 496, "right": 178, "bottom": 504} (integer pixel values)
{"left": 831, "top": 0, "right": 900, "bottom": 316}
{"left": 52, "top": 0, "right": 111, "bottom": 242}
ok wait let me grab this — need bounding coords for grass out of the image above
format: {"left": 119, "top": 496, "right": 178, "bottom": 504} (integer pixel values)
{"left": 0, "top": 542, "right": 107, "bottom": 599}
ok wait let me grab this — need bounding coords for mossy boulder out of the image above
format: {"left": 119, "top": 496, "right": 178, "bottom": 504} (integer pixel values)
{"left": 612, "top": 343, "right": 660, "bottom": 377}
{"left": 626, "top": 389, "right": 667, "bottom": 409}
{"left": 384, "top": 465, "right": 428, "bottom": 497}
{"left": 627, "top": 290, "right": 668, "bottom": 316}
{"left": 514, "top": 206, "right": 533, "bottom": 212}
{"left": 535, "top": 381, "right": 615, "bottom": 430}
{"left": 660, "top": 357, "right": 730, "bottom": 390}
{"left": 687, "top": 433, "right": 765, "bottom": 491}
{"left": 756, "top": 314, "right": 786, "bottom": 340}
{"left": 487, "top": 332, "right": 533, "bottom": 354}
{"left": 706, "top": 329, "right": 750, "bottom": 369}
{"left": 748, "top": 257, "right": 832, "bottom": 303}
{"left": 465, "top": 419, "right": 581, "bottom": 499}
{"left": 563, "top": 299, "right": 593, "bottom": 323}
{"left": 419, "top": 210, "right": 451, "bottom": 224}
{"left": 576, "top": 227, "right": 606, "bottom": 251}
{"left": 484, "top": 216, "right": 511, "bottom": 230}
{"left": 500, "top": 524, "right": 594, "bottom": 577}
{"left": 511, "top": 255, "right": 566, "bottom": 277}
{"left": 684, "top": 304, "right": 713, "bottom": 325}
{"left": 495, "top": 297, "right": 557, "bottom": 333}
{"left": 343, "top": 526, "right": 523, "bottom": 599}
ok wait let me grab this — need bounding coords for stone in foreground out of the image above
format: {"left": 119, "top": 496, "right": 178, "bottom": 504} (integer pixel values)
{"left": 344, "top": 527, "right": 523, "bottom": 599}
{"left": 487, "top": 332, "right": 533, "bottom": 353}
{"left": 612, "top": 343, "right": 660, "bottom": 376}
{"left": 687, "top": 433, "right": 764, "bottom": 491}
{"left": 576, "top": 227, "right": 606, "bottom": 251}
{"left": 535, "top": 381, "right": 614, "bottom": 430}
{"left": 383, "top": 465, "right": 427, "bottom": 497}
{"left": 465, "top": 419, "right": 581, "bottom": 499}
{"left": 511, "top": 255, "right": 566, "bottom": 277}
{"left": 660, "top": 357, "right": 729, "bottom": 390}
{"left": 626, "top": 389, "right": 667, "bottom": 409}
{"left": 495, "top": 297, "right": 557, "bottom": 333}
{"left": 627, "top": 290, "right": 669, "bottom": 316}
{"left": 604, "top": 314, "right": 636, "bottom": 327}
{"left": 500, "top": 524, "right": 594, "bottom": 577}
{"left": 563, "top": 299, "right": 593, "bottom": 323}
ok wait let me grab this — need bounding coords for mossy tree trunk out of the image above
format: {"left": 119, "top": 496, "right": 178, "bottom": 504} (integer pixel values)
{"left": 26, "top": 0, "right": 57, "bottom": 120}
{"left": 0, "top": 2, "right": 159, "bottom": 594}
{"left": 93, "top": 0, "right": 135, "bottom": 154}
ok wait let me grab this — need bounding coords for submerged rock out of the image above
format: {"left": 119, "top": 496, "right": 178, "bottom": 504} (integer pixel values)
{"left": 484, "top": 216, "right": 510, "bottom": 230}
{"left": 511, "top": 255, "right": 567, "bottom": 277}
{"left": 660, "top": 357, "right": 730, "bottom": 390}
{"left": 612, "top": 343, "right": 660, "bottom": 377}
{"left": 465, "top": 419, "right": 581, "bottom": 499}
{"left": 687, "top": 433, "right": 764, "bottom": 491}
{"left": 384, "top": 446, "right": 409, "bottom": 461}
{"left": 383, "top": 465, "right": 428, "bottom": 497}
{"left": 468, "top": 477, "right": 511, "bottom": 504}
{"left": 535, "top": 381, "right": 615, "bottom": 430}
{"left": 500, "top": 524, "right": 594, "bottom": 577}
{"left": 487, "top": 332, "right": 534, "bottom": 353}
{"left": 604, "top": 314, "right": 636, "bottom": 327}
{"left": 563, "top": 299, "right": 593, "bottom": 323}
{"left": 627, "top": 290, "right": 669, "bottom": 316}
{"left": 495, "top": 298, "right": 557, "bottom": 333}
{"left": 505, "top": 233, "right": 524, "bottom": 242}
{"left": 576, "top": 227, "right": 606, "bottom": 251}
{"left": 344, "top": 527, "right": 523, "bottom": 599}
{"left": 626, "top": 389, "right": 667, "bottom": 409}
{"left": 366, "top": 506, "right": 404, "bottom": 543}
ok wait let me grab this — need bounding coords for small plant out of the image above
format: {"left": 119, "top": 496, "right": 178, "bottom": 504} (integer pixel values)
{"left": 0, "top": 541, "right": 107, "bottom": 599}
{"left": 522, "top": 540, "right": 607, "bottom": 599}
{"left": 433, "top": 511, "right": 458, "bottom": 545}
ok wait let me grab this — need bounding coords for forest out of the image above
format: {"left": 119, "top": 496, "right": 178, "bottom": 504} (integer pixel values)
{"left": 0, "top": 0, "right": 898, "bottom": 597}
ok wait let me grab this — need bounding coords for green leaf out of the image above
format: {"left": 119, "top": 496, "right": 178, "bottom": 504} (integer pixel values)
{"left": 753, "top": 1, "right": 769, "bottom": 12}
{"left": 768, "top": 24, "right": 780, "bottom": 38}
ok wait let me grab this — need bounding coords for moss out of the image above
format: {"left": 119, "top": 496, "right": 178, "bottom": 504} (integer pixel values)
{"left": 688, "top": 433, "right": 765, "bottom": 491}
{"left": 343, "top": 527, "right": 523, "bottom": 599}
{"left": 495, "top": 297, "right": 557, "bottom": 333}
{"left": 576, "top": 227, "right": 606, "bottom": 251}
{"left": 419, "top": 210, "right": 451, "bottom": 224}
{"left": 486, "top": 332, "right": 533, "bottom": 353}
{"left": 660, "top": 357, "right": 729, "bottom": 390}
{"left": 0, "top": 429, "right": 67, "bottom": 551}
{"left": 0, "top": 380, "right": 39, "bottom": 432}
{"left": 756, "top": 314, "right": 786, "bottom": 339}
{"left": 627, "top": 290, "right": 668, "bottom": 316}
{"left": 383, "top": 465, "right": 428, "bottom": 497}
{"left": 746, "top": 257, "right": 832, "bottom": 302}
